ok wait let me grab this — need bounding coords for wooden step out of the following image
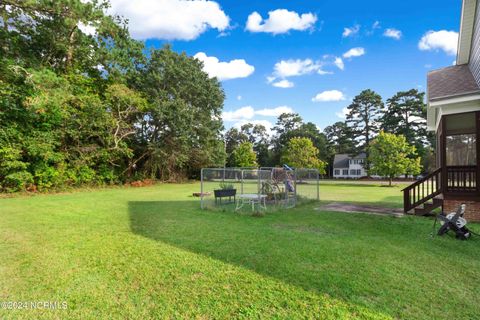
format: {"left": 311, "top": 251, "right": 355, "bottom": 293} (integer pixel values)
{"left": 414, "top": 198, "right": 443, "bottom": 216}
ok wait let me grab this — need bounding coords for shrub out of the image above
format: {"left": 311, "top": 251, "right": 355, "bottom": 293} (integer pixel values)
{"left": 219, "top": 182, "right": 235, "bottom": 190}
{"left": 75, "top": 165, "right": 97, "bottom": 185}
{"left": 3, "top": 171, "right": 34, "bottom": 192}
{"left": 34, "top": 164, "right": 62, "bottom": 191}
{"left": 98, "top": 165, "right": 117, "bottom": 185}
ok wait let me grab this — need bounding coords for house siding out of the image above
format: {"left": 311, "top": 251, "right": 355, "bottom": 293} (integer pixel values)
{"left": 470, "top": 0, "right": 480, "bottom": 85}
{"left": 333, "top": 155, "right": 367, "bottom": 179}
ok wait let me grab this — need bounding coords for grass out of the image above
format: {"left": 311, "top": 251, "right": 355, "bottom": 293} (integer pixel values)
{"left": 0, "top": 181, "right": 479, "bottom": 319}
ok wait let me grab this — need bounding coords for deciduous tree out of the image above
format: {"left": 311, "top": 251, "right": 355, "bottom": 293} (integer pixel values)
{"left": 232, "top": 142, "right": 257, "bottom": 168}
{"left": 368, "top": 131, "right": 421, "bottom": 186}
{"left": 240, "top": 124, "right": 271, "bottom": 167}
{"left": 281, "top": 137, "right": 326, "bottom": 174}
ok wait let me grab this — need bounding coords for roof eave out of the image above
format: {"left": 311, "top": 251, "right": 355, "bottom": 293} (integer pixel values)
{"left": 429, "top": 90, "right": 480, "bottom": 103}
{"left": 457, "top": 0, "right": 477, "bottom": 65}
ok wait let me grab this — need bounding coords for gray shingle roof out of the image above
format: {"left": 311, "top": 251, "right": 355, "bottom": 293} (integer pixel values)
{"left": 333, "top": 154, "right": 349, "bottom": 168}
{"left": 333, "top": 153, "right": 366, "bottom": 168}
{"left": 428, "top": 64, "right": 480, "bottom": 101}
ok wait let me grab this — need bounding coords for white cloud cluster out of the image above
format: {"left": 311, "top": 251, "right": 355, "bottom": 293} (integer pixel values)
{"left": 267, "top": 54, "right": 353, "bottom": 88}
{"left": 222, "top": 105, "right": 293, "bottom": 121}
{"left": 372, "top": 21, "right": 381, "bottom": 30}
{"left": 222, "top": 106, "right": 255, "bottom": 121}
{"left": 334, "top": 57, "right": 345, "bottom": 70}
{"left": 246, "top": 9, "right": 317, "bottom": 34}
{"left": 272, "top": 79, "right": 294, "bottom": 88}
{"left": 273, "top": 59, "right": 325, "bottom": 78}
{"left": 108, "top": 0, "right": 229, "bottom": 40}
{"left": 418, "top": 30, "right": 459, "bottom": 56}
{"left": 78, "top": 22, "right": 96, "bottom": 36}
{"left": 343, "top": 47, "right": 366, "bottom": 59}
{"left": 194, "top": 52, "right": 255, "bottom": 81}
{"left": 256, "top": 106, "right": 293, "bottom": 116}
{"left": 383, "top": 28, "right": 402, "bottom": 40}
{"left": 312, "top": 90, "right": 346, "bottom": 102}
{"left": 342, "top": 24, "right": 360, "bottom": 37}
{"left": 336, "top": 107, "right": 349, "bottom": 119}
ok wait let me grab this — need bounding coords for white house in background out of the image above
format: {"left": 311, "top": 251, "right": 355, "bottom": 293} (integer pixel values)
{"left": 333, "top": 153, "right": 367, "bottom": 178}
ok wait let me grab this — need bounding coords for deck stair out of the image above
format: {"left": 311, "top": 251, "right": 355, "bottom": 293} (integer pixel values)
{"left": 413, "top": 196, "right": 443, "bottom": 216}
{"left": 403, "top": 168, "right": 443, "bottom": 216}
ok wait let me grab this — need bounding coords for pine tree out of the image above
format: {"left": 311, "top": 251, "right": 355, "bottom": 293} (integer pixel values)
{"left": 382, "top": 89, "right": 427, "bottom": 147}
{"left": 345, "top": 89, "right": 383, "bottom": 171}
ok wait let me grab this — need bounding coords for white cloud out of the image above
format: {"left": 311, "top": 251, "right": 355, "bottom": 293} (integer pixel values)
{"left": 256, "top": 106, "right": 293, "bottom": 116}
{"left": 336, "top": 107, "right": 349, "bottom": 119}
{"left": 312, "top": 90, "right": 346, "bottom": 102}
{"left": 317, "top": 69, "right": 333, "bottom": 75}
{"left": 268, "top": 56, "right": 341, "bottom": 84}
{"left": 366, "top": 21, "right": 381, "bottom": 36}
{"left": 409, "top": 115, "right": 426, "bottom": 124}
{"left": 223, "top": 105, "right": 294, "bottom": 122}
{"left": 237, "top": 95, "right": 242, "bottom": 101}
{"left": 383, "top": 28, "right": 402, "bottom": 40}
{"left": 108, "top": 0, "right": 229, "bottom": 40}
{"left": 334, "top": 57, "right": 344, "bottom": 70}
{"left": 272, "top": 79, "right": 294, "bottom": 88}
{"left": 78, "top": 22, "right": 96, "bottom": 36}
{"left": 343, "top": 47, "right": 366, "bottom": 59}
{"left": 194, "top": 52, "right": 255, "bottom": 81}
{"left": 273, "top": 59, "right": 324, "bottom": 78}
{"left": 222, "top": 106, "right": 256, "bottom": 121}
{"left": 246, "top": 9, "right": 317, "bottom": 34}
{"left": 266, "top": 76, "right": 276, "bottom": 83}
{"left": 418, "top": 30, "right": 458, "bottom": 56}
{"left": 342, "top": 24, "right": 360, "bottom": 37}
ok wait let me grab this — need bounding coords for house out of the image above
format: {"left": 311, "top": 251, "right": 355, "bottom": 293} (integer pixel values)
{"left": 403, "top": 0, "right": 480, "bottom": 221}
{"left": 333, "top": 153, "right": 367, "bottom": 178}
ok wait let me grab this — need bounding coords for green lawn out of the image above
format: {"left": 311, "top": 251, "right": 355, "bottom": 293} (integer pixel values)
{"left": 1, "top": 181, "right": 479, "bottom": 319}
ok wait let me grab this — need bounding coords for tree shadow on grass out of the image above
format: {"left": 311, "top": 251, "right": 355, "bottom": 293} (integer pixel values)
{"left": 128, "top": 200, "right": 480, "bottom": 319}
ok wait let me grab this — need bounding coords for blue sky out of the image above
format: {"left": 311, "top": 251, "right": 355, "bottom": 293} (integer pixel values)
{"left": 108, "top": 0, "right": 461, "bottom": 132}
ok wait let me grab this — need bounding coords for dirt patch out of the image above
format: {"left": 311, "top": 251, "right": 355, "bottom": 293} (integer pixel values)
{"left": 317, "top": 202, "right": 404, "bottom": 217}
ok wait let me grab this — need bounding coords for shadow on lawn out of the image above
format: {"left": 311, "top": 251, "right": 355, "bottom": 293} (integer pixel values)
{"left": 128, "top": 200, "right": 428, "bottom": 318}
{"left": 128, "top": 200, "right": 480, "bottom": 318}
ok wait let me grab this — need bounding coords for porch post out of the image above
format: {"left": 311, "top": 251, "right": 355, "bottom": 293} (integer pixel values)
{"left": 441, "top": 117, "right": 447, "bottom": 195}
{"left": 476, "top": 112, "right": 480, "bottom": 194}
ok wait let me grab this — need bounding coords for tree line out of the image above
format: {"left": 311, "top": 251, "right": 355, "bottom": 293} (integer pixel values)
{"left": 0, "top": 1, "right": 432, "bottom": 192}
{"left": 225, "top": 88, "right": 432, "bottom": 177}
{"left": 0, "top": 0, "right": 225, "bottom": 192}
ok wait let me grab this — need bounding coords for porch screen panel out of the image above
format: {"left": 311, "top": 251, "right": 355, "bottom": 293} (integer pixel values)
{"left": 445, "top": 112, "right": 476, "bottom": 166}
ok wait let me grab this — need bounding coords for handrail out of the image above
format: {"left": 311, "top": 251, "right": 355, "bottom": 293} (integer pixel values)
{"left": 403, "top": 168, "right": 442, "bottom": 213}
{"left": 446, "top": 165, "right": 477, "bottom": 193}
{"left": 401, "top": 168, "right": 442, "bottom": 191}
